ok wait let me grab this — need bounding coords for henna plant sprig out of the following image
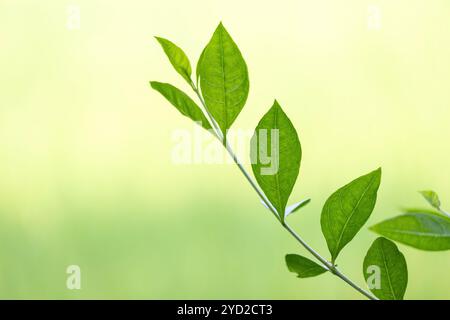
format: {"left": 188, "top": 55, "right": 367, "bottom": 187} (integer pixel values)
{"left": 150, "top": 22, "right": 450, "bottom": 300}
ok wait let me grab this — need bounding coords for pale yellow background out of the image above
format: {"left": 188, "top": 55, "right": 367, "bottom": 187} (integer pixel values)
{"left": 0, "top": 0, "right": 449, "bottom": 299}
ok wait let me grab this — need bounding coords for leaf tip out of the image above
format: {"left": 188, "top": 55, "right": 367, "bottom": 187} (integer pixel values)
{"left": 154, "top": 36, "right": 164, "bottom": 44}
{"left": 284, "top": 254, "right": 294, "bottom": 268}
{"left": 215, "top": 21, "right": 226, "bottom": 33}
{"left": 418, "top": 190, "right": 441, "bottom": 209}
{"left": 419, "top": 189, "right": 438, "bottom": 197}
{"left": 271, "top": 99, "right": 282, "bottom": 111}
{"left": 369, "top": 167, "right": 382, "bottom": 184}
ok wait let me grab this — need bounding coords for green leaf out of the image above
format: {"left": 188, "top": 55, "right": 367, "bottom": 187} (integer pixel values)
{"left": 250, "top": 101, "right": 301, "bottom": 221}
{"left": 370, "top": 212, "right": 450, "bottom": 251}
{"left": 150, "top": 81, "right": 211, "bottom": 130}
{"left": 285, "top": 254, "right": 328, "bottom": 278}
{"left": 155, "top": 37, "right": 192, "bottom": 84}
{"left": 285, "top": 199, "right": 311, "bottom": 218}
{"left": 321, "top": 168, "right": 381, "bottom": 262}
{"left": 198, "top": 22, "right": 249, "bottom": 137}
{"left": 363, "top": 237, "right": 408, "bottom": 300}
{"left": 419, "top": 190, "right": 441, "bottom": 210}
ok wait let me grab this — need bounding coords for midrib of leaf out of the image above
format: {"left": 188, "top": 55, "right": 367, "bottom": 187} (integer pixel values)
{"left": 378, "top": 228, "right": 450, "bottom": 238}
{"left": 301, "top": 266, "right": 324, "bottom": 275}
{"left": 333, "top": 174, "right": 377, "bottom": 259}
{"left": 379, "top": 244, "right": 397, "bottom": 300}
{"left": 201, "top": 73, "right": 243, "bottom": 89}
{"left": 272, "top": 105, "right": 282, "bottom": 217}
{"left": 219, "top": 27, "right": 227, "bottom": 137}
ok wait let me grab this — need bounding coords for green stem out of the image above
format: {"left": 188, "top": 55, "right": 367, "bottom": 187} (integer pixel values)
{"left": 191, "top": 83, "right": 279, "bottom": 221}
{"left": 439, "top": 208, "right": 450, "bottom": 218}
{"left": 283, "top": 223, "right": 377, "bottom": 300}
{"left": 190, "top": 82, "right": 378, "bottom": 300}
{"left": 191, "top": 82, "right": 223, "bottom": 142}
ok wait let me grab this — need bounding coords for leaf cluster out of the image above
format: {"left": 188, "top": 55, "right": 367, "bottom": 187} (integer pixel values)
{"left": 150, "top": 23, "right": 449, "bottom": 300}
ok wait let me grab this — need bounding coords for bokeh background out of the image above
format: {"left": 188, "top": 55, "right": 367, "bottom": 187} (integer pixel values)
{"left": 0, "top": 0, "right": 449, "bottom": 299}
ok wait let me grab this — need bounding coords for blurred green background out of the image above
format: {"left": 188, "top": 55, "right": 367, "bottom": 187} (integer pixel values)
{"left": 0, "top": 0, "right": 449, "bottom": 299}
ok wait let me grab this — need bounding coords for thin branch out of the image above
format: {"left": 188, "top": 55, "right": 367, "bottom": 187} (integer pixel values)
{"left": 190, "top": 80, "right": 378, "bottom": 300}
{"left": 283, "top": 223, "right": 377, "bottom": 300}
{"left": 439, "top": 208, "right": 450, "bottom": 218}
{"left": 191, "top": 82, "right": 223, "bottom": 141}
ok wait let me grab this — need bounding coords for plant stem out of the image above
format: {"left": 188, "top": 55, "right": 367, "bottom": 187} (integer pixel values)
{"left": 191, "top": 82, "right": 378, "bottom": 300}
{"left": 191, "top": 83, "right": 279, "bottom": 222}
{"left": 224, "top": 141, "right": 281, "bottom": 222}
{"left": 191, "top": 82, "right": 223, "bottom": 142}
{"left": 439, "top": 208, "right": 450, "bottom": 218}
{"left": 283, "top": 223, "right": 377, "bottom": 300}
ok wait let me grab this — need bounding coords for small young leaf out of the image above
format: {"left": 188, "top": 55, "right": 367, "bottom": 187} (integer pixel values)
{"left": 363, "top": 237, "right": 408, "bottom": 300}
{"left": 251, "top": 101, "right": 301, "bottom": 221}
{"left": 321, "top": 168, "right": 381, "bottom": 262}
{"left": 370, "top": 212, "right": 450, "bottom": 251}
{"left": 150, "top": 81, "right": 211, "bottom": 130}
{"left": 402, "top": 208, "right": 441, "bottom": 215}
{"left": 198, "top": 22, "right": 249, "bottom": 137}
{"left": 285, "top": 199, "right": 311, "bottom": 218}
{"left": 155, "top": 37, "right": 192, "bottom": 84}
{"left": 285, "top": 254, "right": 328, "bottom": 278}
{"left": 419, "top": 190, "right": 441, "bottom": 210}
